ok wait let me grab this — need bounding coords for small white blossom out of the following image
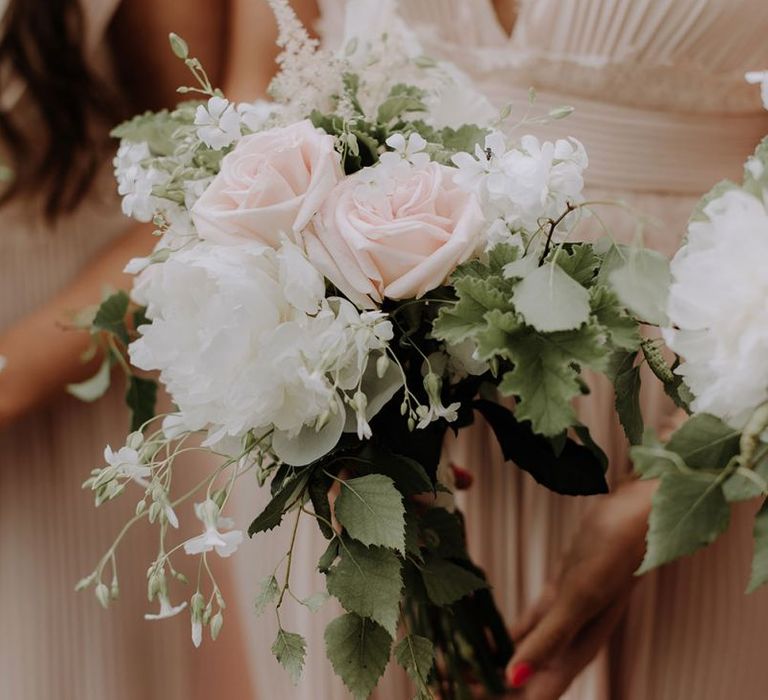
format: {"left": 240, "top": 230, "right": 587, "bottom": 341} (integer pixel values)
{"left": 103, "top": 445, "right": 151, "bottom": 485}
{"left": 746, "top": 70, "right": 768, "bottom": 110}
{"left": 184, "top": 500, "right": 244, "bottom": 558}
{"left": 144, "top": 592, "right": 187, "bottom": 621}
{"left": 194, "top": 97, "right": 242, "bottom": 150}
{"left": 380, "top": 133, "right": 430, "bottom": 172}
{"left": 237, "top": 100, "right": 274, "bottom": 132}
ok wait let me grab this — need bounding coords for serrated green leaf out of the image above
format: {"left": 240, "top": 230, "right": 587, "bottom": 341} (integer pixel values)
{"left": 125, "top": 376, "right": 157, "bottom": 432}
{"left": 300, "top": 591, "right": 330, "bottom": 613}
{"left": 272, "top": 628, "right": 307, "bottom": 684}
{"left": 747, "top": 501, "right": 768, "bottom": 593}
{"left": 355, "top": 445, "right": 433, "bottom": 497}
{"left": 499, "top": 323, "right": 609, "bottom": 436}
{"left": 335, "top": 474, "right": 405, "bottom": 553}
{"left": 474, "top": 309, "right": 523, "bottom": 362}
{"left": 67, "top": 357, "right": 111, "bottom": 402}
{"left": 420, "top": 557, "right": 487, "bottom": 605}
{"left": 394, "top": 635, "right": 434, "bottom": 690}
{"left": 666, "top": 414, "right": 740, "bottom": 469}
{"left": 377, "top": 85, "right": 427, "bottom": 123}
{"left": 723, "top": 460, "right": 768, "bottom": 502}
{"left": 608, "top": 249, "right": 671, "bottom": 325}
{"left": 513, "top": 263, "right": 591, "bottom": 332}
{"left": 630, "top": 444, "right": 686, "bottom": 479}
{"left": 638, "top": 471, "right": 730, "bottom": 573}
{"left": 590, "top": 287, "right": 641, "bottom": 351}
{"left": 308, "top": 473, "right": 334, "bottom": 539}
{"left": 253, "top": 574, "right": 279, "bottom": 616}
{"left": 93, "top": 291, "right": 130, "bottom": 344}
{"left": 248, "top": 471, "right": 309, "bottom": 536}
{"left": 325, "top": 613, "right": 392, "bottom": 700}
{"left": 611, "top": 351, "right": 643, "bottom": 444}
{"left": 327, "top": 539, "right": 403, "bottom": 637}
{"left": 553, "top": 244, "right": 600, "bottom": 285}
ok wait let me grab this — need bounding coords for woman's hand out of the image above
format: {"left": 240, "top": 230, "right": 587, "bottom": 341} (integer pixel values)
{"left": 505, "top": 478, "right": 658, "bottom": 699}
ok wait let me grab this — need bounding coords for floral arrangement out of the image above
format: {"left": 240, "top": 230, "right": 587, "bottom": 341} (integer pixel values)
{"left": 69, "top": 1, "right": 767, "bottom": 697}
{"left": 631, "top": 134, "right": 768, "bottom": 587}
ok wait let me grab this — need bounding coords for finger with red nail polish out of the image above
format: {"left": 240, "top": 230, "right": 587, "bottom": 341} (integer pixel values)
{"left": 450, "top": 463, "right": 474, "bottom": 490}
{"left": 506, "top": 661, "right": 534, "bottom": 688}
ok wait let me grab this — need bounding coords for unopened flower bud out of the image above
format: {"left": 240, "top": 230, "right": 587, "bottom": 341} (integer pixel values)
{"left": 376, "top": 354, "right": 390, "bottom": 379}
{"left": 210, "top": 611, "right": 224, "bottom": 640}
{"left": 407, "top": 417, "right": 416, "bottom": 432}
{"left": 400, "top": 400, "right": 408, "bottom": 416}
{"left": 126, "top": 431, "right": 144, "bottom": 450}
{"left": 110, "top": 579, "right": 120, "bottom": 600}
{"left": 95, "top": 583, "right": 110, "bottom": 609}
{"left": 135, "top": 499, "right": 147, "bottom": 516}
{"left": 191, "top": 592, "right": 205, "bottom": 616}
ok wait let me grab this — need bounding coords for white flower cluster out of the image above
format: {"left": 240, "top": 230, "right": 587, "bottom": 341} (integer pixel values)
{"left": 664, "top": 188, "right": 768, "bottom": 428}
{"left": 129, "top": 239, "right": 395, "bottom": 465}
{"left": 452, "top": 131, "right": 587, "bottom": 247}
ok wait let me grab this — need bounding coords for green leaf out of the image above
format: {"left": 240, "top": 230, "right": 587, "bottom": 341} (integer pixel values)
{"left": 67, "top": 357, "right": 111, "bottom": 402}
{"left": 590, "top": 287, "right": 641, "bottom": 351}
{"left": 666, "top": 414, "right": 740, "bottom": 469}
{"left": 253, "top": 574, "right": 279, "bottom": 616}
{"left": 308, "top": 473, "right": 335, "bottom": 539}
{"left": 272, "top": 628, "right": 307, "bottom": 684}
{"left": 377, "top": 84, "right": 427, "bottom": 123}
{"left": 474, "top": 309, "right": 523, "bottom": 362}
{"left": 610, "top": 351, "right": 643, "bottom": 444}
{"left": 608, "top": 249, "right": 671, "bottom": 325}
{"left": 300, "top": 591, "right": 330, "bottom": 612}
{"left": 630, "top": 444, "right": 686, "bottom": 479}
{"left": 394, "top": 635, "right": 435, "bottom": 691}
{"left": 248, "top": 471, "right": 310, "bottom": 536}
{"left": 93, "top": 291, "right": 130, "bottom": 345}
{"left": 474, "top": 399, "right": 608, "bottom": 495}
{"left": 747, "top": 501, "right": 768, "bottom": 593}
{"left": 325, "top": 613, "right": 392, "bottom": 700}
{"left": 318, "top": 539, "right": 340, "bottom": 574}
{"left": 420, "top": 508, "right": 468, "bottom": 560}
{"left": 357, "top": 445, "right": 433, "bottom": 497}
{"left": 499, "top": 323, "right": 609, "bottom": 436}
{"left": 638, "top": 471, "right": 730, "bottom": 573}
{"left": 125, "top": 376, "right": 157, "bottom": 432}
{"left": 553, "top": 244, "right": 600, "bottom": 286}
{"left": 326, "top": 539, "right": 403, "bottom": 637}
{"left": 513, "top": 263, "right": 591, "bottom": 332}
{"left": 420, "top": 557, "right": 488, "bottom": 605}
{"left": 335, "top": 474, "right": 405, "bottom": 553}
{"left": 722, "top": 460, "right": 768, "bottom": 502}
{"left": 439, "top": 124, "right": 489, "bottom": 154}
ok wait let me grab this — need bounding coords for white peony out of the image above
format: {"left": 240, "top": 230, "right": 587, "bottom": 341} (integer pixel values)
{"left": 664, "top": 188, "right": 768, "bottom": 427}
{"left": 129, "top": 239, "right": 395, "bottom": 464}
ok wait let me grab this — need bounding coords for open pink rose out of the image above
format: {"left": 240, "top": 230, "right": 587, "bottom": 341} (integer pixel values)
{"left": 192, "top": 120, "right": 342, "bottom": 246}
{"left": 305, "top": 162, "right": 485, "bottom": 307}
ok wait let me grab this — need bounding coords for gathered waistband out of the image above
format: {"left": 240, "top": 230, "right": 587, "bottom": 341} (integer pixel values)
{"left": 488, "top": 84, "right": 768, "bottom": 196}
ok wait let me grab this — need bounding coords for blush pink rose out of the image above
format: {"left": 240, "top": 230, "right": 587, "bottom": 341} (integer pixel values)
{"left": 192, "top": 120, "right": 342, "bottom": 246}
{"left": 305, "top": 162, "right": 485, "bottom": 307}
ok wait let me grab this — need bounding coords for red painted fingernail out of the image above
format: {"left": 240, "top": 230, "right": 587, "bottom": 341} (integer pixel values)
{"left": 451, "top": 464, "right": 474, "bottom": 490}
{"left": 507, "top": 661, "right": 534, "bottom": 688}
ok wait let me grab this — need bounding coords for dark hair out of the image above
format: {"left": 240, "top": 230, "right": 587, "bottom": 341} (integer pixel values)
{"left": 0, "top": 0, "right": 122, "bottom": 219}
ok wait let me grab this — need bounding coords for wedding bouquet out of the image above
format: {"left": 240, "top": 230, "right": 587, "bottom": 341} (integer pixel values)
{"left": 72, "top": 1, "right": 666, "bottom": 697}
{"left": 632, "top": 133, "right": 768, "bottom": 588}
